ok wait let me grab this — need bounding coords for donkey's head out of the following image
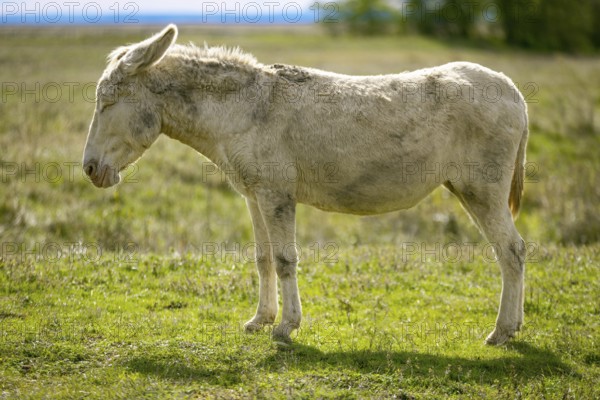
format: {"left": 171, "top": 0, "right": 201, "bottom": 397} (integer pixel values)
{"left": 83, "top": 25, "right": 178, "bottom": 188}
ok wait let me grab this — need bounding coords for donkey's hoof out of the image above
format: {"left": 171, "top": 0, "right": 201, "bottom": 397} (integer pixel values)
{"left": 244, "top": 314, "right": 276, "bottom": 333}
{"left": 244, "top": 320, "right": 264, "bottom": 333}
{"left": 272, "top": 322, "right": 297, "bottom": 345}
{"left": 485, "top": 328, "right": 516, "bottom": 345}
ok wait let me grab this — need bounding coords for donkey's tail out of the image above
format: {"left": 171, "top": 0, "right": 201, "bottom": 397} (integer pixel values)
{"left": 509, "top": 119, "right": 529, "bottom": 220}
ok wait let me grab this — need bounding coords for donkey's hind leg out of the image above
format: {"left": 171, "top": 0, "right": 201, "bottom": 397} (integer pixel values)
{"left": 445, "top": 182, "right": 525, "bottom": 345}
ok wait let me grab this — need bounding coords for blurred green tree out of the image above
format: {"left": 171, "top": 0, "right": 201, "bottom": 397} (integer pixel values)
{"left": 406, "top": 0, "right": 481, "bottom": 38}
{"left": 594, "top": 0, "right": 600, "bottom": 47}
{"left": 331, "top": 0, "right": 600, "bottom": 52}
{"left": 336, "top": 0, "right": 401, "bottom": 35}
{"left": 499, "top": 0, "right": 595, "bottom": 52}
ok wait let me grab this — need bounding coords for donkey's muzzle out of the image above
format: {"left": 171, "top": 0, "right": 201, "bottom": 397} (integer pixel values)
{"left": 83, "top": 160, "right": 118, "bottom": 188}
{"left": 83, "top": 160, "right": 97, "bottom": 179}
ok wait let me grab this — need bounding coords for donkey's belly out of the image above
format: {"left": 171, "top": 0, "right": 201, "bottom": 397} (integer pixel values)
{"left": 297, "top": 176, "right": 440, "bottom": 216}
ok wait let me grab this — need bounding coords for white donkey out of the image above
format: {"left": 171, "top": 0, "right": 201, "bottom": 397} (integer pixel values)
{"left": 83, "top": 25, "right": 528, "bottom": 345}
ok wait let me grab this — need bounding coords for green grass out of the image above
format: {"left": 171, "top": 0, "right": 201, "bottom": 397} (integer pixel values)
{"left": 0, "top": 246, "right": 598, "bottom": 398}
{"left": 0, "top": 25, "right": 599, "bottom": 398}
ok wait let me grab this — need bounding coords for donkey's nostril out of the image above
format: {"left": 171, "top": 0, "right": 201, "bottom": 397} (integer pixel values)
{"left": 84, "top": 162, "right": 97, "bottom": 178}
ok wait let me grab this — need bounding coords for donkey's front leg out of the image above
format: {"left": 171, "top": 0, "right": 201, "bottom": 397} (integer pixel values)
{"left": 256, "top": 191, "right": 301, "bottom": 344}
{"left": 244, "top": 198, "right": 278, "bottom": 332}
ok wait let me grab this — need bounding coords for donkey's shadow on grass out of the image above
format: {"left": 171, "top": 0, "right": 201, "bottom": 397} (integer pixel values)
{"left": 125, "top": 341, "right": 574, "bottom": 386}
{"left": 262, "top": 342, "right": 574, "bottom": 380}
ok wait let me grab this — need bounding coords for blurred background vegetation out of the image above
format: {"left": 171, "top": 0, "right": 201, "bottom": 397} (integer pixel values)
{"left": 330, "top": 0, "right": 600, "bottom": 53}
{"left": 0, "top": 0, "right": 599, "bottom": 258}
{"left": 0, "top": 22, "right": 598, "bottom": 256}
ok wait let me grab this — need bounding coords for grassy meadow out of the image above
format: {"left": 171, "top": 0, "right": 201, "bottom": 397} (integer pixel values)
{"left": 0, "top": 25, "right": 599, "bottom": 398}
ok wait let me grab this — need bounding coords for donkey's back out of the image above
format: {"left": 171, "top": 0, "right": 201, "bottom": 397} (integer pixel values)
{"left": 254, "top": 61, "right": 527, "bottom": 216}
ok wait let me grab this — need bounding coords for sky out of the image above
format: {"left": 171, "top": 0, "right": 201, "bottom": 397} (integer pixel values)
{"left": 3, "top": 0, "right": 316, "bottom": 13}
{"left": 78, "top": 0, "right": 315, "bottom": 13}
{"left": 0, "top": 0, "right": 321, "bottom": 24}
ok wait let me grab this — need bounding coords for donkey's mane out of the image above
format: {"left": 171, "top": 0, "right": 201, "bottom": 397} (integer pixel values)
{"left": 172, "top": 43, "right": 258, "bottom": 66}
{"left": 107, "top": 42, "right": 258, "bottom": 71}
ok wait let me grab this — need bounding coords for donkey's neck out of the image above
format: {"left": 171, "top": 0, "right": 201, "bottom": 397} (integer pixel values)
{"left": 143, "top": 49, "right": 264, "bottom": 164}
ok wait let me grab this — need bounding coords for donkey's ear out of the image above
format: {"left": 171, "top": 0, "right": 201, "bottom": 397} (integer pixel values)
{"left": 120, "top": 24, "right": 178, "bottom": 75}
